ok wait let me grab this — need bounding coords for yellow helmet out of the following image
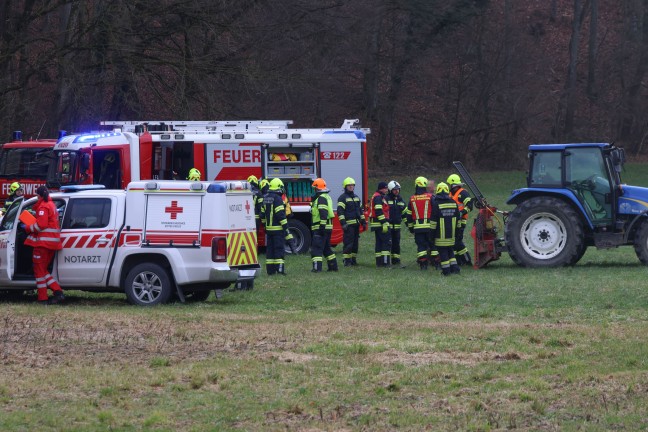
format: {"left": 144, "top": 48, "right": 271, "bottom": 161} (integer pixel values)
{"left": 447, "top": 174, "right": 462, "bottom": 185}
{"left": 247, "top": 175, "right": 259, "bottom": 185}
{"left": 10, "top": 182, "right": 23, "bottom": 194}
{"left": 260, "top": 178, "right": 269, "bottom": 190}
{"left": 436, "top": 182, "right": 449, "bottom": 194}
{"left": 187, "top": 168, "right": 201, "bottom": 181}
{"left": 415, "top": 176, "right": 428, "bottom": 187}
{"left": 269, "top": 178, "right": 284, "bottom": 191}
{"left": 342, "top": 177, "right": 355, "bottom": 188}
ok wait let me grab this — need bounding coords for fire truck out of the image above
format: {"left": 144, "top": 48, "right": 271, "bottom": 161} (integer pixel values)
{"left": 47, "top": 119, "right": 370, "bottom": 253}
{"left": 0, "top": 132, "right": 56, "bottom": 206}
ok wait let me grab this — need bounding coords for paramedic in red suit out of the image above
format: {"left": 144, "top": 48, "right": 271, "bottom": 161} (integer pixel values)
{"left": 24, "top": 186, "right": 64, "bottom": 305}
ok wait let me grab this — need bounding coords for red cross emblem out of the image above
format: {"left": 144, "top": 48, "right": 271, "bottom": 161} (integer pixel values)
{"left": 165, "top": 200, "right": 184, "bottom": 219}
{"left": 245, "top": 200, "right": 251, "bottom": 214}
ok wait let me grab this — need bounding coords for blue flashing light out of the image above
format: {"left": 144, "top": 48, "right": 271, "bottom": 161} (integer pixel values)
{"left": 323, "top": 130, "right": 366, "bottom": 139}
{"left": 73, "top": 132, "right": 121, "bottom": 144}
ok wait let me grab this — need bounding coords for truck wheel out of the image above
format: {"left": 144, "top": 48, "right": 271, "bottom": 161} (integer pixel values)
{"left": 124, "top": 263, "right": 173, "bottom": 306}
{"left": 505, "top": 197, "right": 584, "bottom": 267}
{"left": 285, "top": 219, "right": 311, "bottom": 254}
{"left": 633, "top": 221, "right": 648, "bottom": 265}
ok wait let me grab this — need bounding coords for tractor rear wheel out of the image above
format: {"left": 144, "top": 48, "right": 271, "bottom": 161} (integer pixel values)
{"left": 505, "top": 196, "right": 585, "bottom": 267}
{"left": 633, "top": 221, "right": 648, "bottom": 265}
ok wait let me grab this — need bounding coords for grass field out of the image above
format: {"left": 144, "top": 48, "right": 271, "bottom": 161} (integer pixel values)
{"left": 1, "top": 166, "right": 648, "bottom": 431}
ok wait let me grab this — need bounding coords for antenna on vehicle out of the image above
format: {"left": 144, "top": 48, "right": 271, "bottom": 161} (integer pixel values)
{"left": 36, "top": 120, "right": 46, "bottom": 140}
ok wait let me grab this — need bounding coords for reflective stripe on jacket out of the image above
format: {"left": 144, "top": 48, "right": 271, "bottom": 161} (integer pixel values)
{"left": 408, "top": 193, "right": 433, "bottom": 231}
{"left": 25, "top": 199, "right": 62, "bottom": 250}
{"left": 369, "top": 191, "right": 389, "bottom": 228}
{"left": 311, "top": 193, "right": 334, "bottom": 230}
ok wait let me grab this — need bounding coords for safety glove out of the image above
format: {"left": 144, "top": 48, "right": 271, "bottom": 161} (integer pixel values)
{"left": 288, "top": 238, "right": 298, "bottom": 254}
{"left": 381, "top": 223, "right": 389, "bottom": 234}
{"left": 318, "top": 224, "right": 326, "bottom": 236}
{"left": 341, "top": 223, "right": 348, "bottom": 232}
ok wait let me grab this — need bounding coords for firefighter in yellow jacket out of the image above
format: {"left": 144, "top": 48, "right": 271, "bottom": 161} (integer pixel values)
{"left": 447, "top": 174, "right": 473, "bottom": 265}
{"left": 310, "top": 178, "right": 338, "bottom": 272}
{"left": 261, "top": 178, "right": 296, "bottom": 275}
{"left": 431, "top": 182, "right": 461, "bottom": 276}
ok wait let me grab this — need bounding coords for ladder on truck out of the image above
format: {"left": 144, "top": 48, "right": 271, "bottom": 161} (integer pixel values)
{"left": 101, "top": 119, "right": 366, "bottom": 134}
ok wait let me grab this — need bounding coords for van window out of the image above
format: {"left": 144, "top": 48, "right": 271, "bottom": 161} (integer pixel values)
{"left": 62, "top": 198, "right": 111, "bottom": 229}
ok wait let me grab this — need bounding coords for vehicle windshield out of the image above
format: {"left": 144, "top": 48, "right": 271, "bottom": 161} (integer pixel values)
{"left": 0, "top": 148, "right": 53, "bottom": 179}
{"left": 47, "top": 150, "right": 80, "bottom": 188}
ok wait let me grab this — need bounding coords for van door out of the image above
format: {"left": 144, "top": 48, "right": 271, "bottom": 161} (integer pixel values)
{"left": 57, "top": 197, "right": 118, "bottom": 284}
{"left": 225, "top": 191, "right": 258, "bottom": 266}
{"left": 319, "top": 141, "right": 364, "bottom": 211}
{"left": 0, "top": 198, "right": 23, "bottom": 283}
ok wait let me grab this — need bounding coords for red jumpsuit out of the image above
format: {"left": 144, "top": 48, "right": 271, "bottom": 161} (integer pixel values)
{"left": 25, "top": 198, "right": 63, "bottom": 301}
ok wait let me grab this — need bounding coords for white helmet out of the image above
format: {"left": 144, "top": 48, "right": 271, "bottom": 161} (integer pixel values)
{"left": 387, "top": 180, "right": 401, "bottom": 192}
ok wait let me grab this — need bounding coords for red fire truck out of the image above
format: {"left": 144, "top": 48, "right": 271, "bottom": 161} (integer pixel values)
{"left": 47, "top": 120, "right": 370, "bottom": 253}
{"left": 0, "top": 132, "right": 56, "bottom": 206}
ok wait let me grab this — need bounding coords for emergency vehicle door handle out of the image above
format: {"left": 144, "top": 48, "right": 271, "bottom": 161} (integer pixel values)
{"left": 96, "top": 238, "right": 111, "bottom": 244}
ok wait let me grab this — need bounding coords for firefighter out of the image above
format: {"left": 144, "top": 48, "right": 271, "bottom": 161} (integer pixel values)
{"left": 430, "top": 182, "right": 461, "bottom": 276}
{"left": 24, "top": 186, "right": 64, "bottom": 304}
{"left": 248, "top": 175, "right": 264, "bottom": 231}
{"left": 261, "top": 178, "right": 295, "bottom": 275}
{"left": 425, "top": 178, "right": 440, "bottom": 268}
{"left": 407, "top": 176, "right": 434, "bottom": 270}
{"left": 386, "top": 180, "right": 407, "bottom": 266}
{"left": 2, "top": 182, "right": 24, "bottom": 214}
{"left": 447, "top": 174, "right": 473, "bottom": 265}
{"left": 187, "top": 168, "right": 201, "bottom": 181}
{"left": 369, "top": 181, "right": 391, "bottom": 267}
{"left": 310, "top": 178, "right": 338, "bottom": 272}
{"left": 337, "top": 177, "right": 366, "bottom": 267}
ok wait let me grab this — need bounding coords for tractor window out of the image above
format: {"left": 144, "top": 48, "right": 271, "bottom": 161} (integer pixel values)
{"left": 530, "top": 151, "right": 561, "bottom": 187}
{"left": 565, "top": 147, "right": 612, "bottom": 224}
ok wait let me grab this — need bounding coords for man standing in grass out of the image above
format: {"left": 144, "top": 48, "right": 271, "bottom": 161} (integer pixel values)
{"left": 310, "top": 178, "right": 338, "bottom": 272}
{"left": 386, "top": 180, "right": 407, "bottom": 266}
{"left": 430, "top": 182, "right": 461, "bottom": 276}
{"left": 407, "top": 177, "right": 434, "bottom": 270}
{"left": 369, "top": 181, "right": 391, "bottom": 267}
{"left": 337, "top": 177, "right": 366, "bottom": 267}
{"left": 447, "top": 174, "right": 474, "bottom": 266}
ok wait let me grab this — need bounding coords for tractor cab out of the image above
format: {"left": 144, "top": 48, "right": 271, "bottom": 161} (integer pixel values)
{"left": 523, "top": 143, "right": 624, "bottom": 229}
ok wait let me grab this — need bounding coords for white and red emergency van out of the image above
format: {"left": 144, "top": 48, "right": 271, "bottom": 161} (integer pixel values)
{"left": 0, "top": 180, "right": 259, "bottom": 305}
{"left": 47, "top": 119, "right": 370, "bottom": 253}
{"left": 0, "top": 131, "right": 55, "bottom": 206}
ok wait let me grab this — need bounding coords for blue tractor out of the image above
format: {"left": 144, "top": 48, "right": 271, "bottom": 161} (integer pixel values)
{"left": 504, "top": 143, "right": 648, "bottom": 267}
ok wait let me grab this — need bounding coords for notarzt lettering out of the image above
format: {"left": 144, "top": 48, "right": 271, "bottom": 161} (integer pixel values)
{"left": 64, "top": 255, "right": 101, "bottom": 263}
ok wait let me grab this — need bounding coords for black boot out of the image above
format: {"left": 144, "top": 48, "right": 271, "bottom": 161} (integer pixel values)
{"left": 376, "top": 257, "right": 383, "bottom": 267}
{"left": 50, "top": 290, "right": 65, "bottom": 304}
{"left": 392, "top": 258, "right": 401, "bottom": 265}
{"left": 442, "top": 267, "right": 451, "bottom": 276}
{"left": 327, "top": 259, "right": 338, "bottom": 272}
{"left": 278, "top": 263, "right": 287, "bottom": 276}
{"left": 351, "top": 258, "right": 358, "bottom": 266}
{"left": 463, "top": 252, "right": 472, "bottom": 266}
{"left": 383, "top": 256, "right": 391, "bottom": 268}
{"left": 343, "top": 258, "right": 352, "bottom": 267}
{"left": 419, "top": 260, "right": 428, "bottom": 270}
{"left": 450, "top": 264, "right": 461, "bottom": 274}
{"left": 311, "top": 261, "right": 323, "bottom": 273}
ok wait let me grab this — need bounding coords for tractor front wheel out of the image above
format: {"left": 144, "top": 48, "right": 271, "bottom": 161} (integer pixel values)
{"left": 633, "top": 221, "right": 648, "bottom": 265}
{"left": 505, "top": 197, "right": 585, "bottom": 267}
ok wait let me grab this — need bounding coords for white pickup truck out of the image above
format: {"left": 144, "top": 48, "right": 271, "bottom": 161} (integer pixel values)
{"left": 0, "top": 180, "right": 260, "bottom": 305}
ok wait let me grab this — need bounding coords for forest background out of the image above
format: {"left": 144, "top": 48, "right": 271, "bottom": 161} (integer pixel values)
{"left": 1, "top": 0, "right": 648, "bottom": 171}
